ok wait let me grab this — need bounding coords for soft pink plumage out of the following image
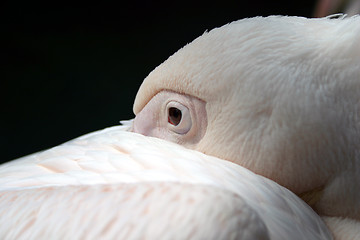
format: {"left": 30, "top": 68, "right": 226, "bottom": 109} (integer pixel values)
{"left": 0, "top": 125, "right": 331, "bottom": 239}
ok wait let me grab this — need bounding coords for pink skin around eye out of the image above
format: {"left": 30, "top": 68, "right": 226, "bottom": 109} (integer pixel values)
{"left": 132, "top": 90, "right": 208, "bottom": 146}
{"left": 132, "top": 92, "right": 167, "bottom": 137}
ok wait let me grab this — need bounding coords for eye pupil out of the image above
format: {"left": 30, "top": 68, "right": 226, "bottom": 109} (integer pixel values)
{"left": 168, "top": 107, "right": 182, "bottom": 126}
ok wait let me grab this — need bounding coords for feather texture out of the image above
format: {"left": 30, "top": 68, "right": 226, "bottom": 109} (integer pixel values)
{"left": 0, "top": 126, "right": 332, "bottom": 239}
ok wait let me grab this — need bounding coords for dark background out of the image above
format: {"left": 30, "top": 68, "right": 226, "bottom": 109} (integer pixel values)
{"left": 2, "top": 1, "right": 318, "bottom": 164}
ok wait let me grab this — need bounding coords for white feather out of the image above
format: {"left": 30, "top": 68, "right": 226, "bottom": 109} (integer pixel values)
{"left": 0, "top": 126, "right": 332, "bottom": 239}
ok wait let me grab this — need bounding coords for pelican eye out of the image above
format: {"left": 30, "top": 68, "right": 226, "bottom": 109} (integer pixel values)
{"left": 166, "top": 101, "right": 192, "bottom": 134}
{"left": 168, "top": 107, "right": 182, "bottom": 126}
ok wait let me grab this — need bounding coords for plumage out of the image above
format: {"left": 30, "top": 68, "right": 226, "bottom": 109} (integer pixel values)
{"left": 0, "top": 125, "right": 331, "bottom": 239}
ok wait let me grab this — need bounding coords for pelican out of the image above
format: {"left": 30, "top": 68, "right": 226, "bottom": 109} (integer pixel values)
{"left": 1, "top": 15, "right": 359, "bottom": 239}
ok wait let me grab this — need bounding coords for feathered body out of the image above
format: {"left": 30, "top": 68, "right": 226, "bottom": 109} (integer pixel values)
{"left": 0, "top": 125, "right": 331, "bottom": 239}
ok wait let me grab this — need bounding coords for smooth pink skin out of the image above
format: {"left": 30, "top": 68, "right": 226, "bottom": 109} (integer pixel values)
{"left": 132, "top": 91, "right": 208, "bottom": 148}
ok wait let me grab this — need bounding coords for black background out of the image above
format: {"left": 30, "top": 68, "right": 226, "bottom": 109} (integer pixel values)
{"left": 2, "top": 1, "right": 318, "bottom": 163}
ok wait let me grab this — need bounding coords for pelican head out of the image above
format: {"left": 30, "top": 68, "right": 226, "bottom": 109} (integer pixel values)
{"left": 132, "top": 16, "right": 360, "bottom": 219}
